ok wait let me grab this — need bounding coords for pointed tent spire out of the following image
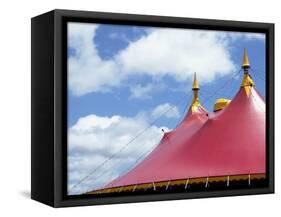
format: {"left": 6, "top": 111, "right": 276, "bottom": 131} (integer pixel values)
{"left": 192, "top": 72, "right": 199, "bottom": 90}
{"left": 240, "top": 48, "right": 255, "bottom": 96}
{"left": 191, "top": 72, "right": 201, "bottom": 112}
{"left": 242, "top": 48, "right": 250, "bottom": 70}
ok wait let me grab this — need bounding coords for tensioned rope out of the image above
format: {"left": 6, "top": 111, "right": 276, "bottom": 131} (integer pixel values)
{"left": 199, "top": 69, "right": 242, "bottom": 106}
{"left": 175, "top": 94, "right": 192, "bottom": 126}
{"left": 176, "top": 69, "right": 241, "bottom": 127}
{"left": 248, "top": 68, "right": 266, "bottom": 102}
{"left": 249, "top": 68, "right": 265, "bottom": 82}
{"left": 70, "top": 90, "right": 193, "bottom": 192}
{"left": 97, "top": 141, "right": 164, "bottom": 191}
{"left": 222, "top": 71, "right": 242, "bottom": 99}
{"left": 159, "top": 92, "right": 193, "bottom": 131}
{"left": 87, "top": 126, "right": 175, "bottom": 192}
{"left": 90, "top": 147, "right": 155, "bottom": 191}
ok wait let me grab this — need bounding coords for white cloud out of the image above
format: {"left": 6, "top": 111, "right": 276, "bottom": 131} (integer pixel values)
{"left": 129, "top": 83, "right": 166, "bottom": 99}
{"left": 68, "top": 113, "right": 170, "bottom": 195}
{"left": 68, "top": 23, "right": 122, "bottom": 96}
{"left": 68, "top": 23, "right": 265, "bottom": 96}
{"left": 117, "top": 29, "right": 236, "bottom": 82}
{"left": 151, "top": 103, "right": 180, "bottom": 119}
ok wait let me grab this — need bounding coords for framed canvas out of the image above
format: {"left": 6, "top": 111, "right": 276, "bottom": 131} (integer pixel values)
{"left": 31, "top": 9, "right": 274, "bottom": 207}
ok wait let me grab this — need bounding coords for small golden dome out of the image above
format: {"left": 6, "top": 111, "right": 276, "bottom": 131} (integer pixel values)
{"left": 214, "top": 98, "right": 231, "bottom": 112}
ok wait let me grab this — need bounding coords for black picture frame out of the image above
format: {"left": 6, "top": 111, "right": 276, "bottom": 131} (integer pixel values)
{"left": 31, "top": 9, "right": 274, "bottom": 207}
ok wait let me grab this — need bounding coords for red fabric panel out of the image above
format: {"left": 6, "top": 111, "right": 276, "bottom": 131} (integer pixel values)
{"left": 107, "top": 87, "right": 265, "bottom": 188}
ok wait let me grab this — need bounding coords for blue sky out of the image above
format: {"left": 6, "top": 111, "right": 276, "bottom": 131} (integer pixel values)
{"left": 68, "top": 24, "right": 265, "bottom": 129}
{"left": 67, "top": 22, "right": 265, "bottom": 195}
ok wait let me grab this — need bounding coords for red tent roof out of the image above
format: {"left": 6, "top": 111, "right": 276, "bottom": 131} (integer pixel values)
{"left": 91, "top": 50, "right": 266, "bottom": 192}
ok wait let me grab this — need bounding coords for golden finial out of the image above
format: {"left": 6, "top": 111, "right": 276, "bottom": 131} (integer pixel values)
{"left": 242, "top": 48, "right": 250, "bottom": 69}
{"left": 191, "top": 72, "right": 200, "bottom": 112}
{"left": 192, "top": 72, "right": 199, "bottom": 90}
{"left": 240, "top": 48, "right": 255, "bottom": 96}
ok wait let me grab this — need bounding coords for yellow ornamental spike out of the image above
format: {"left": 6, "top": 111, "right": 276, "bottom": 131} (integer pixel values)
{"left": 191, "top": 72, "right": 201, "bottom": 112}
{"left": 192, "top": 72, "right": 199, "bottom": 90}
{"left": 240, "top": 49, "right": 255, "bottom": 96}
{"left": 242, "top": 48, "right": 250, "bottom": 69}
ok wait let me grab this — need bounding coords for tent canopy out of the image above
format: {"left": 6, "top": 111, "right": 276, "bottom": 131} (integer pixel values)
{"left": 88, "top": 49, "right": 266, "bottom": 193}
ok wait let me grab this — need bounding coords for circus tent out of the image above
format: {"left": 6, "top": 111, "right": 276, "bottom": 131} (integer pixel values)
{"left": 88, "top": 49, "right": 266, "bottom": 194}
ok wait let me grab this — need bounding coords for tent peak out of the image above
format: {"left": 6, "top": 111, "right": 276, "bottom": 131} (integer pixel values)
{"left": 191, "top": 72, "right": 201, "bottom": 112}
{"left": 240, "top": 49, "right": 255, "bottom": 96}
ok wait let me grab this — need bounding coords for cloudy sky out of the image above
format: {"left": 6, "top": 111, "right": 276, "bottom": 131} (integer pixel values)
{"left": 67, "top": 22, "right": 265, "bottom": 195}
